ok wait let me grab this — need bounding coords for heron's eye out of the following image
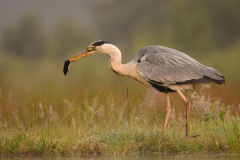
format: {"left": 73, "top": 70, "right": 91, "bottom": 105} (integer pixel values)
{"left": 88, "top": 46, "right": 96, "bottom": 51}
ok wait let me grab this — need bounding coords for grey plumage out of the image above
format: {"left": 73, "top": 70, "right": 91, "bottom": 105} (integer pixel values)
{"left": 135, "top": 46, "right": 225, "bottom": 92}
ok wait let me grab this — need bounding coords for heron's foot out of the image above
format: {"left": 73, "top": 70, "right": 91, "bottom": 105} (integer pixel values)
{"left": 189, "top": 134, "right": 200, "bottom": 138}
{"left": 161, "top": 127, "right": 167, "bottom": 133}
{"left": 161, "top": 128, "right": 165, "bottom": 133}
{"left": 184, "top": 134, "right": 200, "bottom": 139}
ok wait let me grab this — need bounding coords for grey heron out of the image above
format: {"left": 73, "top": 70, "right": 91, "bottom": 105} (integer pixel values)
{"left": 63, "top": 40, "right": 225, "bottom": 136}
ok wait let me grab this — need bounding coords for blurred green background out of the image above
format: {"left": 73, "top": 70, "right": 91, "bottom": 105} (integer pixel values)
{"left": 0, "top": 0, "right": 240, "bottom": 115}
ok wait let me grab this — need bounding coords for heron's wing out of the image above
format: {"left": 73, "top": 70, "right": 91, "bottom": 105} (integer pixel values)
{"left": 136, "top": 46, "right": 225, "bottom": 85}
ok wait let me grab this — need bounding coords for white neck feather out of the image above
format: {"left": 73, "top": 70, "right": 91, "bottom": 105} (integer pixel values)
{"left": 100, "top": 43, "right": 122, "bottom": 66}
{"left": 98, "top": 43, "right": 148, "bottom": 87}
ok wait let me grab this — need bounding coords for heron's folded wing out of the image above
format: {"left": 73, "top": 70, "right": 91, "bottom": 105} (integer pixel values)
{"left": 137, "top": 50, "right": 225, "bottom": 85}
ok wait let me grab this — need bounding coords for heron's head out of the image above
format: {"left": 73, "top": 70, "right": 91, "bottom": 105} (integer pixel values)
{"left": 63, "top": 40, "right": 109, "bottom": 76}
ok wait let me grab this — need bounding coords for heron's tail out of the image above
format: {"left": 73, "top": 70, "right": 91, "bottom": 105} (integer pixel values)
{"left": 206, "top": 67, "right": 225, "bottom": 84}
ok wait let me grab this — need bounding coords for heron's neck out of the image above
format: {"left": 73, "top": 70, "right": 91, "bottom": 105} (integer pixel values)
{"left": 102, "top": 44, "right": 130, "bottom": 76}
{"left": 105, "top": 44, "right": 122, "bottom": 66}
{"left": 101, "top": 43, "right": 150, "bottom": 87}
{"left": 104, "top": 44, "right": 148, "bottom": 86}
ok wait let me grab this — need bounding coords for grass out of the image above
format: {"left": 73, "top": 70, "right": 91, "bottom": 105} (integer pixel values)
{"left": 1, "top": 87, "right": 240, "bottom": 155}
{"left": 0, "top": 52, "right": 239, "bottom": 156}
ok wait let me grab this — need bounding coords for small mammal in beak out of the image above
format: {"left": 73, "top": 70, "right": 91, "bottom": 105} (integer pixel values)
{"left": 63, "top": 60, "right": 71, "bottom": 76}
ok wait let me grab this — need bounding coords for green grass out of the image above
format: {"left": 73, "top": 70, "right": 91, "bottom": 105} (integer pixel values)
{"left": 1, "top": 115, "right": 240, "bottom": 155}
{"left": 1, "top": 87, "right": 240, "bottom": 155}
{"left": 0, "top": 51, "right": 239, "bottom": 155}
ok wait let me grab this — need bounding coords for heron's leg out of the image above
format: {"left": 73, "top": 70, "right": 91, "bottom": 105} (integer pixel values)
{"left": 176, "top": 89, "right": 190, "bottom": 137}
{"left": 162, "top": 93, "right": 171, "bottom": 131}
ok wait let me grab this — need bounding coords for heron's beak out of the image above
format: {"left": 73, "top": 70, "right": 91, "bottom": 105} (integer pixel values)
{"left": 69, "top": 49, "right": 94, "bottom": 62}
{"left": 63, "top": 48, "right": 95, "bottom": 76}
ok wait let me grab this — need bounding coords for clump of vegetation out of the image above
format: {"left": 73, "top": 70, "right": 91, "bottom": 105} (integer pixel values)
{"left": 0, "top": 87, "right": 239, "bottom": 155}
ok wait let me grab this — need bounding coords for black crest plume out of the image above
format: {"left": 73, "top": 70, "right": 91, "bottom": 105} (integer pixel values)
{"left": 91, "top": 40, "right": 108, "bottom": 46}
